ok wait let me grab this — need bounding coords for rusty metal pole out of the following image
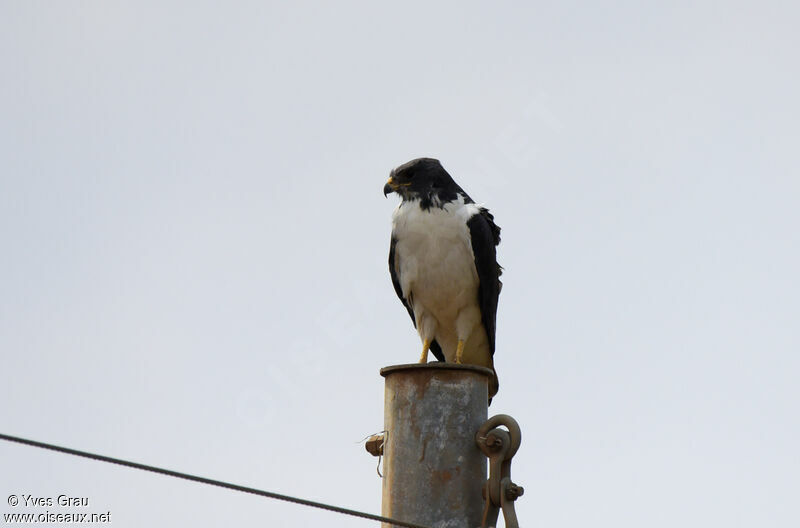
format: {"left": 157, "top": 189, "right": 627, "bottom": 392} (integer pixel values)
{"left": 380, "top": 363, "right": 492, "bottom": 528}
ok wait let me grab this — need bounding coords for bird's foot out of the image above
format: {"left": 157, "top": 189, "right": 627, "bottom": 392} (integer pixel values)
{"left": 455, "top": 340, "right": 465, "bottom": 364}
{"left": 419, "top": 339, "right": 431, "bottom": 364}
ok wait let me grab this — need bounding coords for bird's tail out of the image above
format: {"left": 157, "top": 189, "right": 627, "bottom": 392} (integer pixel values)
{"left": 488, "top": 367, "right": 499, "bottom": 406}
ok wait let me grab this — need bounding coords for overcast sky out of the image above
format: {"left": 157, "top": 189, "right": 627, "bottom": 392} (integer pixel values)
{"left": 1, "top": 2, "right": 798, "bottom": 527}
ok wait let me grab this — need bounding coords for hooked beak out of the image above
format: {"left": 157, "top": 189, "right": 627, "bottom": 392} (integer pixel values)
{"left": 383, "top": 177, "right": 397, "bottom": 197}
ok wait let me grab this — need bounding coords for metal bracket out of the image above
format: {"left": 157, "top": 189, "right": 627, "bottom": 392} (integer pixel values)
{"left": 364, "top": 433, "right": 385, "bottom": 477}
{"left": 365, "top": 433, "right": 385, "bottom": 457}
{"left": 476, "top": 414, "right": 524, "bottom": 528}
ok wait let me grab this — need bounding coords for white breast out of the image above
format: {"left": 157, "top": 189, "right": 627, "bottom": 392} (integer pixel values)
{"left": 391, "top": 196, "right": 484, "bottom": 356}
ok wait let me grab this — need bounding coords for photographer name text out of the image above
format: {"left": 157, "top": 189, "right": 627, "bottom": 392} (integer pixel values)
{"left": 8, "top": 496, "right": 90, "bottom": 508}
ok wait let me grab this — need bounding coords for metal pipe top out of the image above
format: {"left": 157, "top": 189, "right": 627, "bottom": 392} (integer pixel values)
{"left": 380, "top": 362, "right": 494, "bottom": 378}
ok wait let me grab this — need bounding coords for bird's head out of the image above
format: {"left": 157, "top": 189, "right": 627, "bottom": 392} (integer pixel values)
{"left": 383, "top": 158, "right": 462, "bottom": 207}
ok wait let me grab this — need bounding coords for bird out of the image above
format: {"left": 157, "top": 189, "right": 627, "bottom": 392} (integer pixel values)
{"left": 384, "top": 157, "right": 502, "bottom": 401}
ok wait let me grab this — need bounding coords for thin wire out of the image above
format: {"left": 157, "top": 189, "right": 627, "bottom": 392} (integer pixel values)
{"left": 0, "top": 432, "right": 430, "bottom": 528}
{"left": 355, "top": 430, "right": 386, "bottom": 444}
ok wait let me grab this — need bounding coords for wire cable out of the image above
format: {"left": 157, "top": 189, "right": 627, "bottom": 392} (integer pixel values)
{"left": 0, "top": 432, "right": 430, "bottom": 528}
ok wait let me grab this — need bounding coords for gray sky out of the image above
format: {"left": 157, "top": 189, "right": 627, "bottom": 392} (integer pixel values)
{"left": 1, "top": 1, "right": 798, "bottom": 527}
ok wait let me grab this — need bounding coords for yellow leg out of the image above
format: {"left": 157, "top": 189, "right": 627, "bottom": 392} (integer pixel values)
{"left": 455, "top": 340, "right": 465, "bottom": 364}
{"left": 419, "top": 339, "right": 431, "bottom": 363}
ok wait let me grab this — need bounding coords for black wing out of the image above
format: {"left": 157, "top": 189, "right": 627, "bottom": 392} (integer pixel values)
{"left": 466, "top": 208, "right": 502, "bottom": 354}
{"left": 389, "top": 236, "right": 445, "bottom": 361}
{"left": 388, "top": 236, "right": 415, "bottom": 325}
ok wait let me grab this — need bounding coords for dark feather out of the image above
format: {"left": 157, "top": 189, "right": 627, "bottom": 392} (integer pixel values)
{"left": 388, "top": 237, "right": 414, "bottom": 324}
{"left": 429, "top": 340, "right": 445, "bottom": 362}
{"left": 466, "top": 208, "right": 502, "bottom": 354}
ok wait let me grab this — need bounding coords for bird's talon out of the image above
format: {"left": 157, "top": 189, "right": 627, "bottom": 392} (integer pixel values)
{"left": 455, "top": 339, "right": 465, "bottom": 364}
{"left": 419, "top": 339, "right": 431, "bottom": 364}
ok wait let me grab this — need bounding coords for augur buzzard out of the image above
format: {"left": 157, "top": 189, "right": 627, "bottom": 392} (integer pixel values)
{"left": 384, "top": 158, "right": 502, "bottom": 400}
